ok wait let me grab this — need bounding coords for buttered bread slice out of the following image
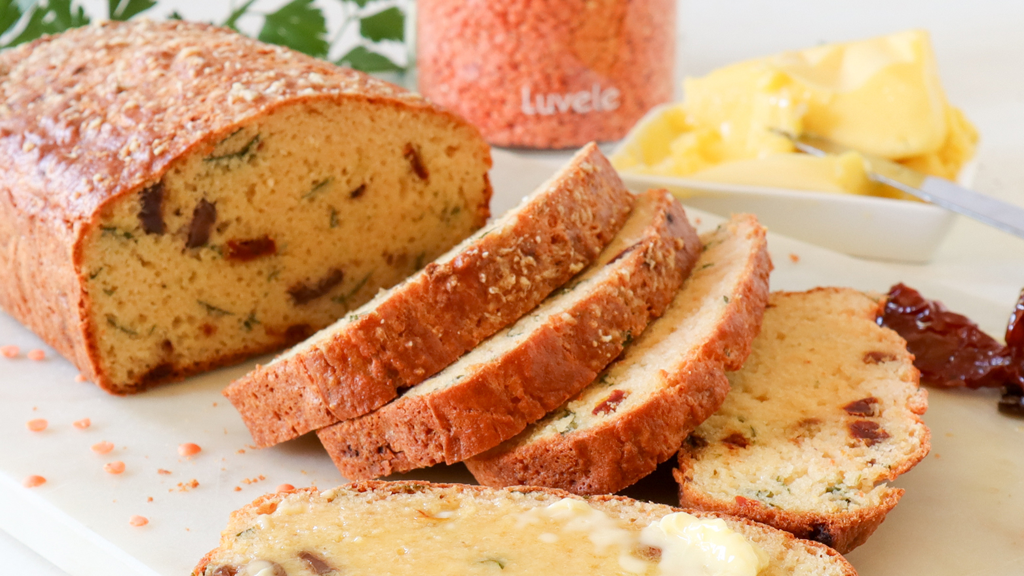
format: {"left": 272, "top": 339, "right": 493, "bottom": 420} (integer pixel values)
{"left": 226, "top": 144, "right": 633, "bottom": 447}
{"left": 675, "top": 288, "right": 930, "bottom": 553}
{"left": 193, "top": 481, "right": 858, "bottom": 576}
{"left": 318, "top": 189, "right": 701, "bottom": 480}
{"left": 467, "top": 215, "right": 771, "bottom": 494}
{"left": 0, "top": 21, "right": 492, "bottom": 394}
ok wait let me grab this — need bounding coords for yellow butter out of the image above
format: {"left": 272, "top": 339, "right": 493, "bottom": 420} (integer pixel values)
{"left": 612, "top": 30, "right": 977, "bottom": 197}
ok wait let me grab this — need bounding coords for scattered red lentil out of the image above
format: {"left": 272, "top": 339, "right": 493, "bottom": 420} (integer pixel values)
{"left": 240, "top": 475, "right": 266, "bottom": 485}
{"left": 417, "top": 0, "right": 675, "bottom": 148}
{"left": 236, "top": 449, "right": 246, "bottom": 454}
{"left": 276, "top": 483, "right": 295, "bottom": 492}
{"left": 92, "top": 441, "right": 115, "bottom": 454}
{"left": 26, "top": 349, "right": 46, "bottom": 361}
{"left": 157, "top": 468, "right": 172, "bottom": 475}
{"left": 172, "top": 479, "right": 199, "bottom": 492}
{"left": 178, "top": 442, "right": 202, "bottom": 457}
{"left": 73, "top": 418, "right": 91, "bottom": 430}
{"left": 789, "top": 253, "right": 801, "bottom": 263}
{"left": 1, "top": 345, "right": 18, "bottom": 358}
{"left": 74, "top": 374, "right": 88, "bottom": 383}
{"left": 23, "top": 475, "right": 46, "bottom": 488}
{"left": 129, "top": 515, "right": 149, "bottom": 527}
{"left": 104, "top": 461, "right": 126, "bottom": 474}
{"left": 147, "top": 496, "right": 154, "bottom": 502}
{"left": 26, "top": 418, "right": 48, "bottom": 432}
{"left": 233, "top": 486, "right": 242, "bottom": 492}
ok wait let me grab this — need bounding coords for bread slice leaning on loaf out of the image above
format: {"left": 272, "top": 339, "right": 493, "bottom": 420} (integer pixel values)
{"left": 225, "top": 144, "right": 634, "bottom": 447}
{"left": 467, "top": 215, "right": 771, "bottom": 494}
{"left": 318, "top": 189, "right": 701, "bottom": 479}
{"left": 193, "top": 481, "right": 858, "bottom": 576}
{"left": 0, "top": 20, "right": 492, "bottom": 394}
{"left": 675, "top": 288, "right": 930, "bottom": 553}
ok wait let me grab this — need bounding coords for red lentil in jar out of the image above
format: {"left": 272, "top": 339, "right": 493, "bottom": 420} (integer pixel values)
{"left": 417, "top": 0, "right": 675, "bottom": 149}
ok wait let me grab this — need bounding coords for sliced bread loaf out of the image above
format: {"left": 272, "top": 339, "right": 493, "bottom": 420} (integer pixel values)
{"left": 317, "top": 190, "right": 701, "bottom": 480}
{"left": 0, "top": 21, "right": 492, "bottom": 394}
{"left": 674, "top": 288, "right": 930, "bottom": 553}
{"left": 225, "top": 144, "right": 634, "bottom": 447}
{"left": 467, "top": 214, "right": 771, "bottom": 494}
{"left": 193, "top": 481, "right": 858, "bottom": 576}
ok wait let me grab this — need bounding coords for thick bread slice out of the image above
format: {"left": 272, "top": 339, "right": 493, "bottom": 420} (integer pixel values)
{"left": 193, "top": 481, "right": 858, "bottom": 576}
{"left": 318, "top": 189, "right": 701, "bottom": 480}
{"left": 225, "top": 144, "right": 633, "bottom": 447}
{"left": 674, "top": 288, "right": 930, "bottom": 554}
{"left": 467, "top": 215, "right": 770, "bottom": 494}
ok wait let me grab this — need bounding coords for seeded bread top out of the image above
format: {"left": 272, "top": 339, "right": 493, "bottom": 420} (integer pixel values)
{"left": 0, "top": 20, "right": 473, "bottom": 239}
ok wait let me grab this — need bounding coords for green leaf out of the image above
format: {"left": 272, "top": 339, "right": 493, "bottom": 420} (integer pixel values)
{"left": 0, "top": 0, "right": 23, "bottom": 39}
{"left": 337, "top": 45, "right": 402, "bottom": 72}
{"left": 221, "top": 0, "right": 257, "bottom": 31}
{"left": 258, "top": 0, "right": 329, "bottom": 58}
{"left": 167, "top": 9, "right": 182, "bottom": 20}
{"left": 5, "top": 0, "right": 89, "bottom": 47}
{"left": 359, "top": 6, "right": 403, "bottom": 42}
{"left": 107, "top": 0, "right": 155, "bottom": 21}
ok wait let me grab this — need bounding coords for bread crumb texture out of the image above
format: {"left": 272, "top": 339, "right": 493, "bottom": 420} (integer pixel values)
{"left": 677, "top": 288, "right": 930, "bottom": 553}
{"left": 0, "top": 21, "right": 491, "bottom": 393}
{"left": 193, "top": 481, "right": 856, "bottom": 576}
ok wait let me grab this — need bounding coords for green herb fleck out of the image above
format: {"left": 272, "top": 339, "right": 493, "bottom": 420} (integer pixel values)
{"left": 331, "top": 271, "right": 373, "bottom": 306}
{"left": 204, "top": 134, "right": 260, "bottom": 163}
{"left": 102, "top": 288, "right": 115, "bottom": 296}
{"left": 347, "top": 313, "right": 361, "bottom": 322}
{"left": 89, "top": 267, "right": 104, "bottom": 280}
{"left": 242, "top": 312, "right": 260, "bottom": 332}
{"left": 101, "top": 226, "right": 134, "bottom": 241}
{"left": 267, "top": 268, "right": 282, "bottom": 282}
{"left": 235, "top": 527, "right": 256, "bottom": 538}
{"left": 302, "top": 177, "right": 334, "bottom": 200}
{"left": 723, "top": 295, "right": 730, "bottom": 303}
{"left": 329, "top": 207, "right": 339, "bottom": 228}
{"left": 106, "top": 314, "right": 137, "bottom": 336}
{"left": 623, "top": 330, "right": 633, "bottom": 346}
{"left": 478, "top": 558, "right": 506, "bottom": 570}
{"left": 699, "top": 262, "right": 714, "bottom": 270}
{"left": 198, "top": 300, "right": 234, "bottom": 317}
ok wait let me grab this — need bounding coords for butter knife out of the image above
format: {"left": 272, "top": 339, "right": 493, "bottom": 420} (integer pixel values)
{"left": 774, "top": 129, "right": 1024, "bottom": 239}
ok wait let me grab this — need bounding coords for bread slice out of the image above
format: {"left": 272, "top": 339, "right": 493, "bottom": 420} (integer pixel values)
{"left": 224, "top": 144, "right": 634, "bottom": 447}
{"left": 467, "top": 214, "right": 771, "bottom": 494}
{"left": 193, "top": 481, "right": 858, "bottom": 576}
{"left": 317, "top": 190, "right": 701, "bottom": 480}
{"left": 0, "top": 21, "right": 492, "bottom": 394}
{"left": 674, "top": 288, "right": 930, "bottom": 553}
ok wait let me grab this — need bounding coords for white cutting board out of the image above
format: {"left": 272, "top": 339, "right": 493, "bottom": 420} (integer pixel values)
{"left": 1, "top": 149, "right": 1022, "bottom": 576}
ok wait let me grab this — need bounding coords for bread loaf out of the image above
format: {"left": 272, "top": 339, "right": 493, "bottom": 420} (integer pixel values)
{"left": 675, "top": 288, "right": 930, "bottom": 553}
{"left": 317, "top": 189, "right": 700, "bottom": 479}
{"left": 225, "top": 144, "right": 634, "bottom": 447}
{"left": 0, "top": 21, "right": 492, "bottom": 393}
{"left": 193, "top": 481, "right": 858, "bottom": 576}
{"left": 467, "top": 214, "right": 771, "bottom": 494}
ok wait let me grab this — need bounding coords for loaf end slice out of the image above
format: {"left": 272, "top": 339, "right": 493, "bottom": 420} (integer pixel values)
{"left": 194, "top": 481, "right": 857, "bottom": 576}
{"left": 318, "top": 189, "right": 701, "bottom": 479}
{"left": 674, "top": 288, "right": 930, "bottom": 553}
{"left": 467, "top": 214, "right": 771, "bottom": 494}
{"left": 0, "top": 21, "right": 492, "bottom": 394}
{"left": 225, "top": 143, "right": 634, "bottom": 446}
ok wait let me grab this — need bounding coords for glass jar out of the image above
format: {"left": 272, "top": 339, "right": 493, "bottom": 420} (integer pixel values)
{"left": 416, "top": 0, "right": 675, "bottom": 149}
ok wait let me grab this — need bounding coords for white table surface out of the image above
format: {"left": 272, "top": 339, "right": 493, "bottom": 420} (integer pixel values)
{"left": 4, "top": 0, "right": 1024, "bottom": 573}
